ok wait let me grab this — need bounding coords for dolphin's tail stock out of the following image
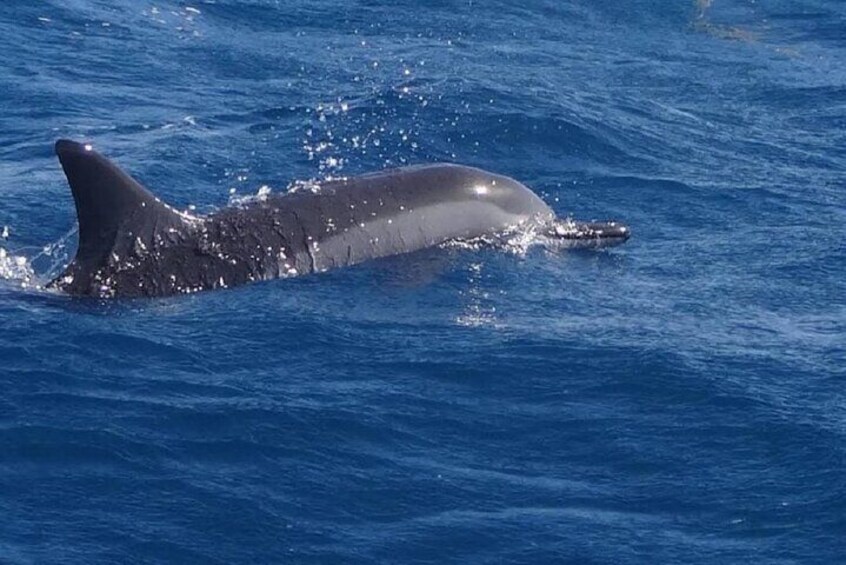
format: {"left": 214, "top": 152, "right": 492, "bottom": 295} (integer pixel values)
{"left": 50, "top": 140, "right": 187, "bottom": 295}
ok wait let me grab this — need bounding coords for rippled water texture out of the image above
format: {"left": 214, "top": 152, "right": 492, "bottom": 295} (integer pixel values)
{"left": 1, "top": 1, "right": 844, "bottom": 563}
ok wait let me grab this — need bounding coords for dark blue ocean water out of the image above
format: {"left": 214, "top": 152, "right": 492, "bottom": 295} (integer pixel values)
{"left": 1, "top": 1, "right": 844, "bottom": 563}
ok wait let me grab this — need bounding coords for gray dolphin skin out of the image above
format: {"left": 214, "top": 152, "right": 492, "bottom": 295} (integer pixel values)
{"left": 50, "top": 139, "right": 629, "bottom": 297}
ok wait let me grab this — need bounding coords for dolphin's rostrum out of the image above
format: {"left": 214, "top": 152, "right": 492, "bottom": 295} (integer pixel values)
{"left": 50, "top": 139, "right": 629, "bottom": 297}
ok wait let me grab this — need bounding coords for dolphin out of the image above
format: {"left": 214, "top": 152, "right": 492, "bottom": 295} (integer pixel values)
{"left": 49, "top": 139, "right": 629, "bottom": 297}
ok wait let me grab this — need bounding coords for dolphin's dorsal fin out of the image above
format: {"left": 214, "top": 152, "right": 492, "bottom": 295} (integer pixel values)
{"left": 53, "top": 139, "right": 186, "bottom": 292}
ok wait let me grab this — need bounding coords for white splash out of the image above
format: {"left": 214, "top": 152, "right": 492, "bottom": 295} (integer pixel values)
{"left": 287, "top": 180, "right": 322, "bottom": 194}
{"left": 442, "top": 217, "right": 599, "bottom": 256}
{"left": 441, "top": 222, "right": 543, "bottom": 256}
{"left": 228, "top": 184, "right": 276, "bottom": 206}
{"left": 0, "top": 227, "right": 77, "bottom": 290}
{"left": 0, "top": 236, "right": 36, "bottom": 289}
{"left": 455, "top": 262, "right": 501, "bottom": 328}
{"left": 0, "top": 247, "right": 34, "bottom": 287}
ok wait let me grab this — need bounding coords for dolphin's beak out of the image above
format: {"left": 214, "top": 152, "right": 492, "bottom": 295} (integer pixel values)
{"left": 552, "top": 221, "right": 630, "bottom": 245}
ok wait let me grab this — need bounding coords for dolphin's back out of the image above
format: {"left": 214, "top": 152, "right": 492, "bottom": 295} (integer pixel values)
{"left": 215, "top": 164, "right": 555, "bottom": 274}
{"left": 49, "top": 141, "right": 556, "bottom": 297}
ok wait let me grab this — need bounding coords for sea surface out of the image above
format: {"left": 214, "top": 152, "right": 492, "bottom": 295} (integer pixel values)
{"left": 1, "top": 1, "right": 844, "bottom": 563}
